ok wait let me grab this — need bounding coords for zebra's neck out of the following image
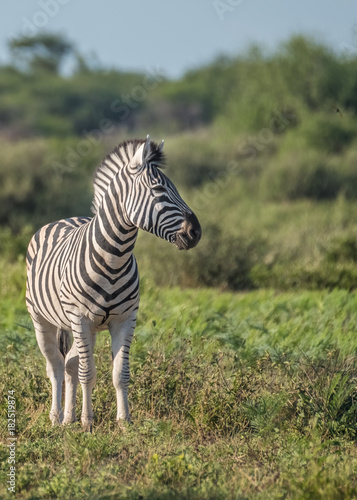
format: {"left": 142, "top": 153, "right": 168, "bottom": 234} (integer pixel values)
{"left": 88, "top": 186, "right": 138, "bottom": 274}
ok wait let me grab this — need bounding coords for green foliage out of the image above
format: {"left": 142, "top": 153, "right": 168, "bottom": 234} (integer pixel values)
{"left": 277, "top": 36, "right": 346, "bottom": 111}
{"left": 0, "top": 67, "right": 152, "bottom": 138}
{"left": 1, "top": 34, "right": 357, "bottom": 138}
{"left": 131, "top": 195, "right": 357, "bottom": 291}
{"left": 326, "top": 235, "right": 357, "bottom": 263}
{"left": 1, "top": 34, "right": 357, "bottom": 253}
{"left": 2, "top": 286, "right": 357, "bottom": 498}
{"left": 183, "top": 224, "right": 264, "bottom": 290}
{"left": 133, "top": 224, "right": 262, "bottom": 290}
{"left": 164, "top": 131, "right": 229, "bottom": 187}
{"left": 300, "top": 114, "right": 355, "bottom": 153}
{"left": 0, "top": 138, "right": 100, "bottom": 230}
{"left": 0, "top": 226, "right": 32, "bottom": 260}
{"left": 9, "top": 33, "right": 74, "bottom": 74}
{"left": 260, "top": 150, "right": 342, "bottom": 201}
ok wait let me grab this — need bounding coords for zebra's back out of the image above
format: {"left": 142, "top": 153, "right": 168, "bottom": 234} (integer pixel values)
{"left": 26, "top": 216, "right": 91, "bottom": 329}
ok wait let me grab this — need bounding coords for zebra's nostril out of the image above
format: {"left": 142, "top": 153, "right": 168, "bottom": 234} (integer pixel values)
{"left": 187, "top": 224, "right": 201, "bottom": 243}
{"left": 183, "top": 212, "right": 201, "bottom": 243}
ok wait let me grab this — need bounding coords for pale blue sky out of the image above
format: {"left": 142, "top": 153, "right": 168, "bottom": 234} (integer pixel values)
{"left": 0, "top": 0, "right": 356, "bottom": 78}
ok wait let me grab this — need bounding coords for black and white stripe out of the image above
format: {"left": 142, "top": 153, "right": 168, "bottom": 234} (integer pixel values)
{"left": 26, "top": 135, "right": 201, "bottom": 430}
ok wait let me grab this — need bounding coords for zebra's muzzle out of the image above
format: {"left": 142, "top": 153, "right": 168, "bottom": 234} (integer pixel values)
{"left": 175, "top": 212, "right": 201, "bottom": 250}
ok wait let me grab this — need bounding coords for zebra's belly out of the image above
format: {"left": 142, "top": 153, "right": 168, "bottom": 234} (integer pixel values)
{"left": 59, "top": 269, "right": 140, "bottom": 330}
{"left": 27, "top": 272, "right": 139, "bottom": 331}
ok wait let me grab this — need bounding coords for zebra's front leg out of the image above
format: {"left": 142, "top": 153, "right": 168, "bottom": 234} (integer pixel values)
{"left": 71, "top": 318, "right": 97, "bottom": 432}
{"left": 63, "top": 340, "right": 79, "bottom": 424}
{"left": 109, "top": 312, "right": 137, "bottom": 424}
{"left": 34, "top": 318, "right": 64, "bottom": 425}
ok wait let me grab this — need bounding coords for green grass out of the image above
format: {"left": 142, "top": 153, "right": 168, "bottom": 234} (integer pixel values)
{"left": 1, "top": 280, "right": 357, "bottom": 499}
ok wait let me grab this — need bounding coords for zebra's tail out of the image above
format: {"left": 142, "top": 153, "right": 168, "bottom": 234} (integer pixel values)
{"left": 57, "top": 328, "right": 72, "bottom": 359}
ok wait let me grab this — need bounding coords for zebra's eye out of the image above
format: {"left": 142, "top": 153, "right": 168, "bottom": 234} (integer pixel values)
{"left": 152, "top": 185, "right": 166, "bottom": 194}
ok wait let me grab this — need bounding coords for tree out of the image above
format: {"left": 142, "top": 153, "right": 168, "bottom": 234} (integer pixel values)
{"left": 9, "top": 33, "right": 74, "bottom": 74}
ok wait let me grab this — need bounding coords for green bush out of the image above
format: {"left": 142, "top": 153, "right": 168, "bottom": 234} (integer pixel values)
{"left": 325, "top": 235, "right": 357, "bottom": 263}
{"left": 184, "top": 224, "right": 264, "bottom": 290}
{"left": 252, "top": 261, "right": 357, "bottom": 291}
{"left": 136, "top": 223, "right": 264, "bottom": 291}
{"left": 0, "top": 225, "right": 33, "bottom": 260}
{"left": 260, "top": 150, "right": 343, "bottom": 201}
{"left": 0, "top": 138, "right": 100, "bottom": 231}
{"left": 165, "top": 132, "right": 230, "bottom": 188}
{"left": 337, "top": 147, "right": 357, "bottom": 198}
{"left": 300, "top": 114, "right": 356, "bottom": 153}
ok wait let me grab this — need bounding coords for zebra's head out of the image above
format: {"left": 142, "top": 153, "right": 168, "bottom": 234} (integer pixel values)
{"left": 123, "top": 136, "right": 201, "bottom": 250}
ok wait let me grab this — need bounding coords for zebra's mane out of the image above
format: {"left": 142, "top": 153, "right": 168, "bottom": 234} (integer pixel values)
{"left": 91, "top": 138, "right": 165, "bottom": 214}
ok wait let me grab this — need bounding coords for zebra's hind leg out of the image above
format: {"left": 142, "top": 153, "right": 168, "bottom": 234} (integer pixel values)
{"left": 33, "top": 317, "right": 64, "bottom": 425}
{"left": 71, "top": 317, "right": 97, "bottom": 432}
{"left": 109, "top": 312, "right": 137, "bottom": 424}
{"left": 63, "top": 339, "right": 79, "bottom": 424}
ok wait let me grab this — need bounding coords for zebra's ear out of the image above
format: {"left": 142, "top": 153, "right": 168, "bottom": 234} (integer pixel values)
{"left": 158, "top": 139, "right": 164, "bottom": 152}
{"left": 131, "top": 135, "right": 151, "bottom": 169}
{"left": 143, "top": 134, "right": 151, "bottom": 159}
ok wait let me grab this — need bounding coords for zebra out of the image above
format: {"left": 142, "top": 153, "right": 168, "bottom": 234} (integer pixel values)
{"left": 26, "top": 135, "right": 201, "bottom": 431}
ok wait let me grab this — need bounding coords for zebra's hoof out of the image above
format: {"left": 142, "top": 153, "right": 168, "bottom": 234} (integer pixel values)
{"left": 82, "top": 422, "right": 93, "bottom": 433}
{"left": 50, "top": 410, "right": 63, "bottom": 425}
{"left": 63, "top": 418, "right": 76, "bottom": 425}
{"left": 63, "top": 411, "right": 77, "bottom": 425}
{"left": 81, "top": 418, "right": 94, "bottom": 433}
{"left": 117, "top": 418, "right": 132, "bottom": 432}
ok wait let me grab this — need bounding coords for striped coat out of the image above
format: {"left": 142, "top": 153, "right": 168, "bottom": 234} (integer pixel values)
{"left": 26, "top": 136, "right": 201, "bottom": 431}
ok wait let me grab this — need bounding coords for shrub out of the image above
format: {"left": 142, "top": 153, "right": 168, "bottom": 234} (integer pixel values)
{"left": 325, "top": 235, "right": 357, "bottom": 263}
{"left": 136, "top": 223, "right": 264, "bottom": 291}
{"left": 338, "top": 147, "right": 357, "bottom": 199}
{"left": 300, "top": 114, "right": 355, "bottom": 154}
{"left": 0, "top": 138, "right": 100, "bottom": 231}
{"left": 165, "top": 133, "right": 230, "bottom": 188}
{"left": 252, "top": 261, "right": 357, "bottom": 291}
{"left": 184, "top": 224, "right": 264, "bottom": 290}
{"left": 0, "top": 225, "right": 33, "bottom": 260}
{"left": 260, "top": 150, "right": 343, "bottom": 201}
